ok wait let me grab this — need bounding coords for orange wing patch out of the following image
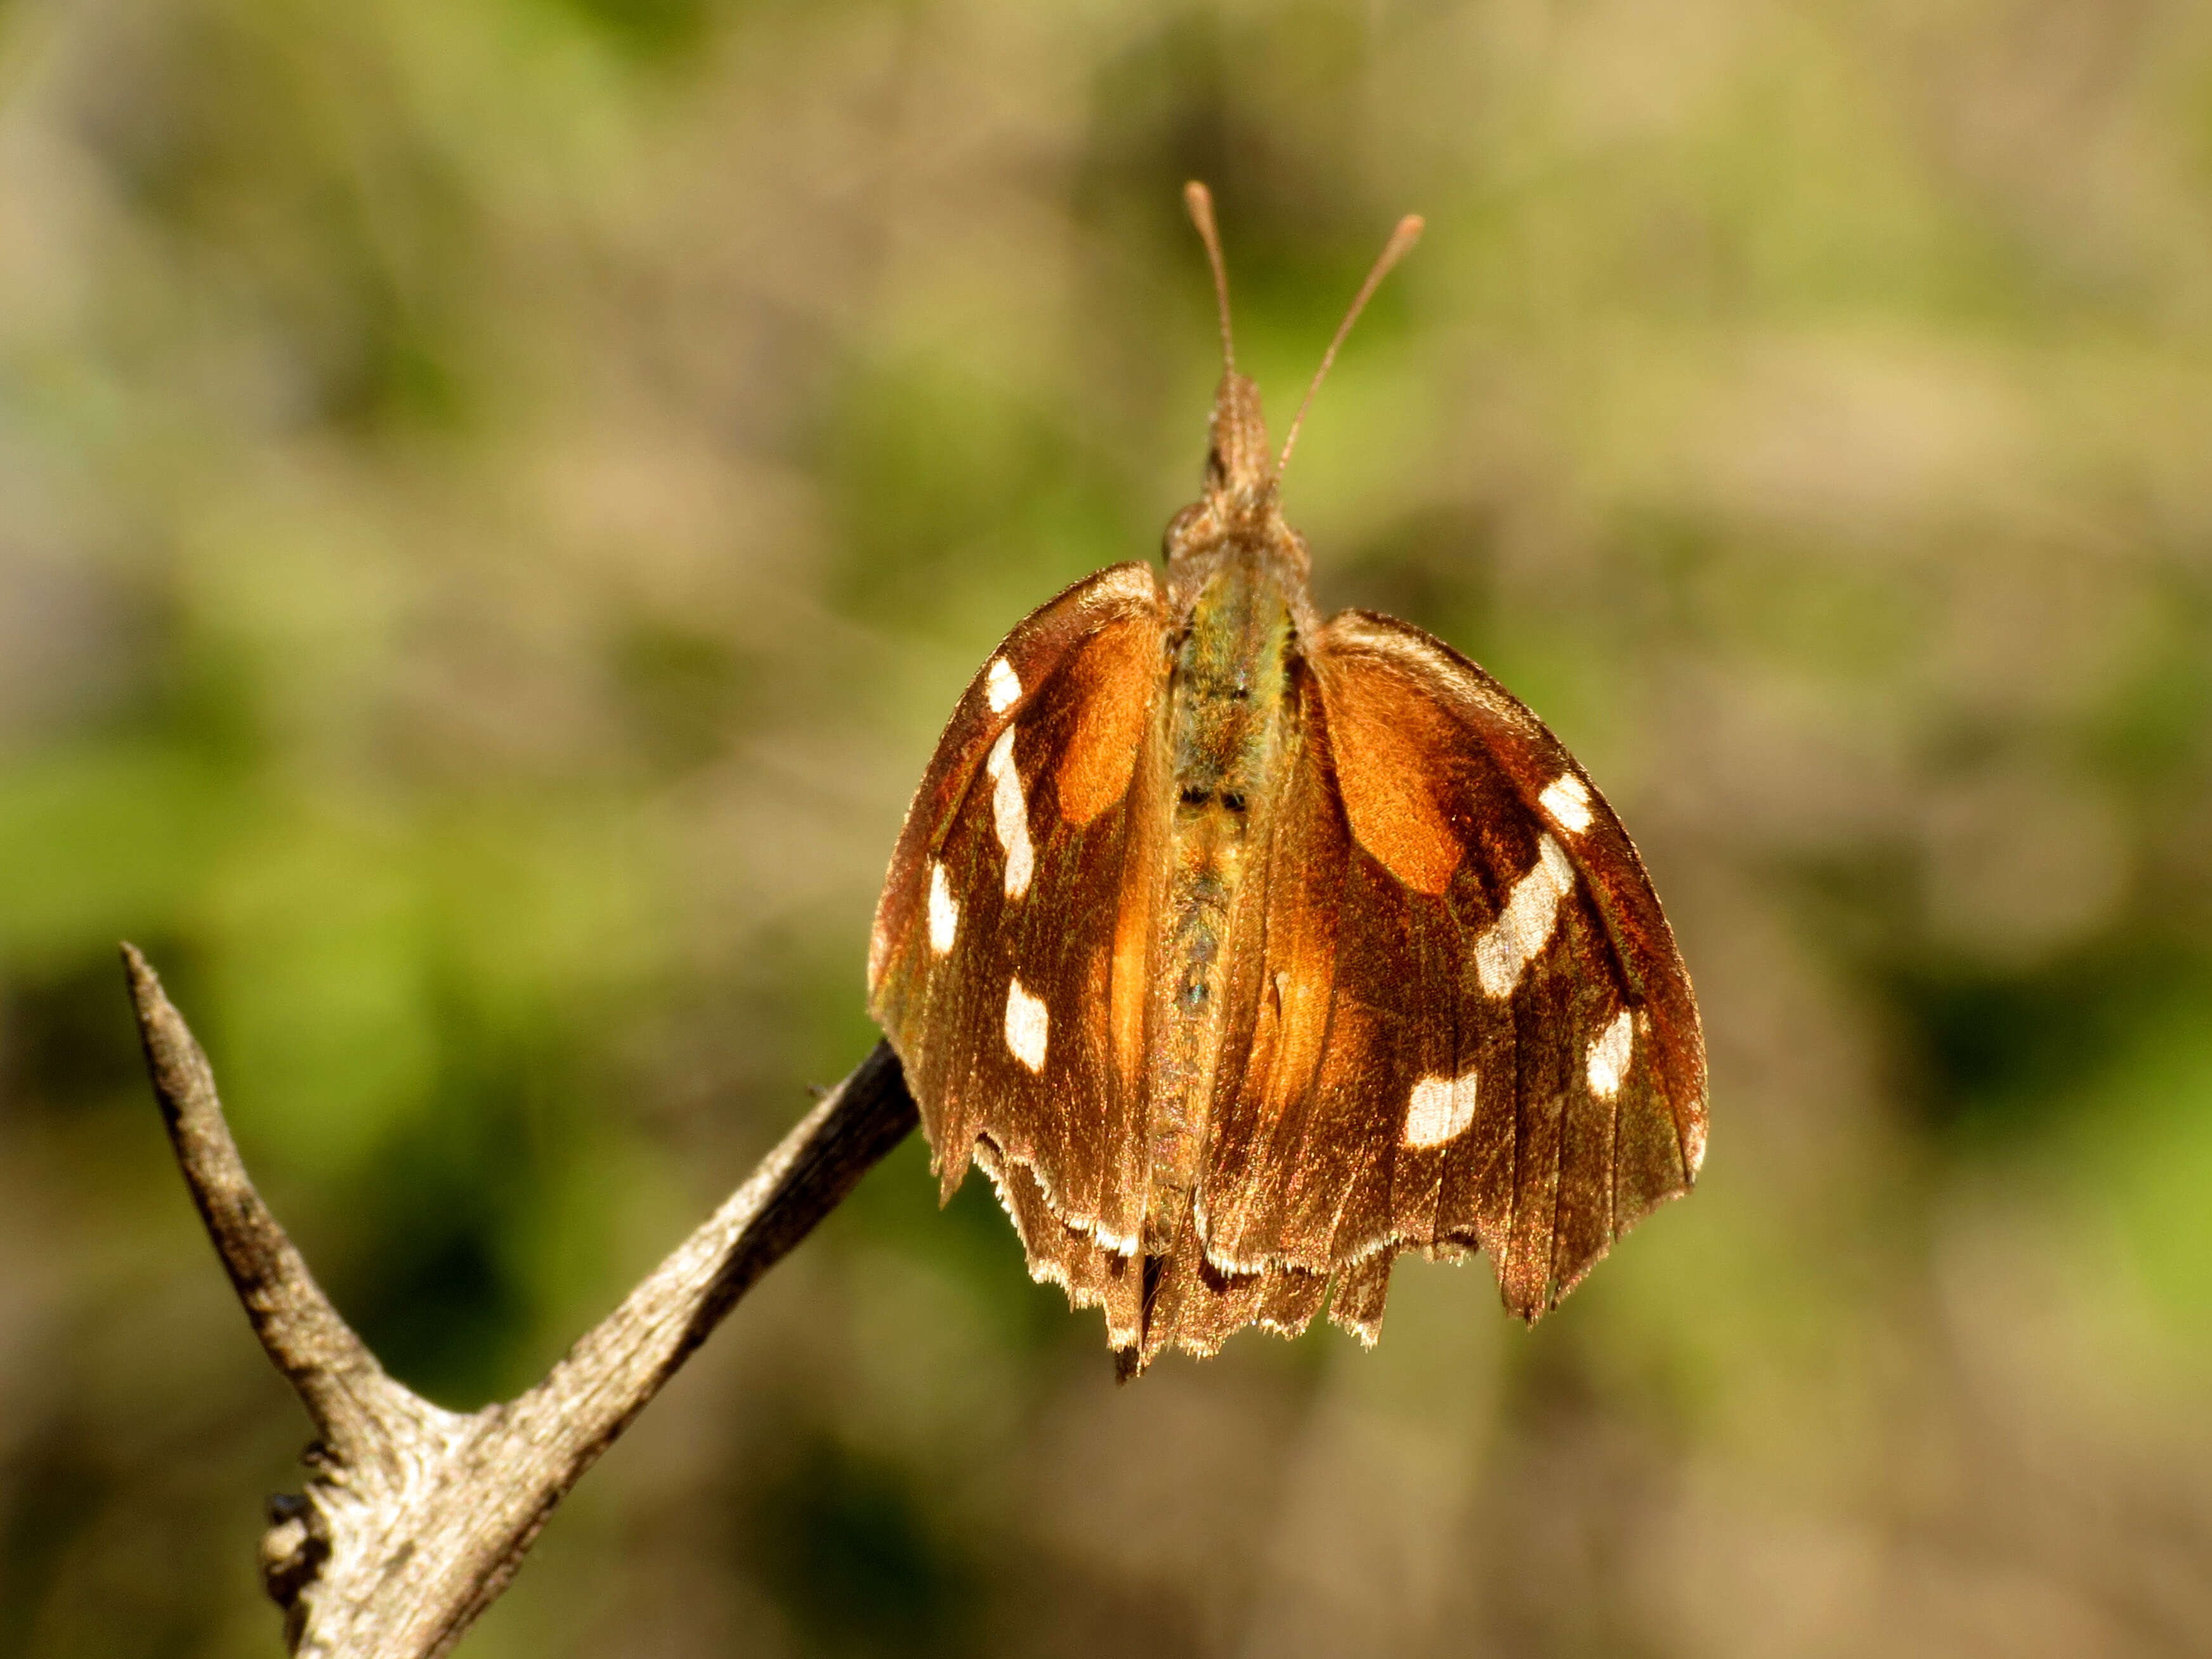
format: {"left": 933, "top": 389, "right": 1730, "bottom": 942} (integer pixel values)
{"left": 1312, "top": 646, "right": 1462, "bottom": 894}
{"left": 1109, "top": 864, "right": 1152, "bottom": 1088}
{"left": 1055, "top": 616, "right": 1160, "bottom": 826}
{"left": 1271, "top": 967, "right": 1331, "bottom": 1116}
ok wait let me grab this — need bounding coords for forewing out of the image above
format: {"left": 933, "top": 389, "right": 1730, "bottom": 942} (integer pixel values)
{"left": 1198, "top": 609, "right": 1705, "bottom": 1330}
{"left": 869, "top": 563, "right": 1170, "bottom": 1268}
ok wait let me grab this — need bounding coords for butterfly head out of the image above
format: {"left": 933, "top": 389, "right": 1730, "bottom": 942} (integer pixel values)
{"left": 1205, "top": 369, "right": 1277, "bottom": 505}
{"left": 1172, "top": 183, "right": 1422, "bottom": 583}
{"left": 1159, "top": 368, "right": 1307, "bottom": 587}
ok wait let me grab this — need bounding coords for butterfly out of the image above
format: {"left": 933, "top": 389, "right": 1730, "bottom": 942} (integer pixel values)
{"left": 868, "top": 184, "right": 1706, "bottom": 1376}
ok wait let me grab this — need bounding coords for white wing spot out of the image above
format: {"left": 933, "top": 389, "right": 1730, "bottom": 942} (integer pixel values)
{"left": 1004, "top": 977, "right": 1049, "bottom": 1072}
{"left": 1539, "top": 772, "right": 1594, "bottom": 835}
{"left": 985, "top": 657, "right": 1022, "bottom": 713}
{"left": 1404, "top": 1068, "right": 1482, "bottom": 1148}
{"left": 985, "top": 724, "right": 1035, "bottom": 899}
{"left": 1587, "top": 1008, "right": 1634, "bottom": 1100}
{"left": 1475, "top": 835, "right": 1576, "bottom": 999}
{"left": 926, "top": 861, "right": 959, "bottom": 954}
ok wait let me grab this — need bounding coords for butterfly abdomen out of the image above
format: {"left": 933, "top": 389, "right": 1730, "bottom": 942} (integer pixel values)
{"left": 1141, "top": 551, "right": 1300, "bottom": 1252}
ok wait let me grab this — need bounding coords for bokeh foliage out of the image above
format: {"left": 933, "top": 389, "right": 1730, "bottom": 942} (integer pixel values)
{"left": 3, "top": 0, "right": 2210, "bottom": 1654}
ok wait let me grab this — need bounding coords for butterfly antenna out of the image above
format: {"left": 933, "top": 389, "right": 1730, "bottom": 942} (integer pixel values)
{"left": 1276, "top": 212, "right": 1424, "bottom": 478}
{"left": 1184, "top": 181, "right": 1236, "bottom": 376}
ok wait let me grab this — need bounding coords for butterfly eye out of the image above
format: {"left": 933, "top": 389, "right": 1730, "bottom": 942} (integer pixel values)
{"left": 1222, "top": 791, "right": 1247, "bottom": 813}
{"left": 1179, "top": 786, "right": 1211, "bottom": 808}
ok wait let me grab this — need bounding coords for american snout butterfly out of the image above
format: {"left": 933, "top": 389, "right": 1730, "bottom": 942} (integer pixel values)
{"left": 870, "top": 185, "right": 1706, "bottom": 1376}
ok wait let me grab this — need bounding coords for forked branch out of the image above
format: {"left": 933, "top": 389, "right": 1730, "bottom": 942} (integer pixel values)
{"left": 122, "top": 943, "right": 918, "bottom": 1659}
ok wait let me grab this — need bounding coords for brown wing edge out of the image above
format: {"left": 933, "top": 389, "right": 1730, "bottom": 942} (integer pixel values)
{"left": 976, "top": 1143, "right": 1337, "bottom": 1376}
{"left": 972, "top": 1139, "right": 1144, "bottom": 1349}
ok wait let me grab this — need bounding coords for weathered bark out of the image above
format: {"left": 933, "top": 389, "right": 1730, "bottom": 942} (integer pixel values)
{"left": 122, "top": 943, "right": 918, "bottom": 1659}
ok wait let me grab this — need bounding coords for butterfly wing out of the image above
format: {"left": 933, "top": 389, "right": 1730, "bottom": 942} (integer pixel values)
{"left": 1196, "top": 609, "right": 1706, "bottom": 1334}
{"left": 869, "top": 563, "right": 1171, "bottom": 1341}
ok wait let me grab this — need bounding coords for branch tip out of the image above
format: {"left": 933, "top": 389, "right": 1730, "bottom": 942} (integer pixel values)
{"left": 124, "top": 941, "right": 918, "bottom": 1658}
{"left": 121, "top": 942, "right": 401, "bottom": 1466}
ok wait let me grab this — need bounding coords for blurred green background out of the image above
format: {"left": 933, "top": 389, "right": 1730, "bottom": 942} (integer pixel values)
{"left": 4, "top": 0, "right": 2211, "bottom": 1653}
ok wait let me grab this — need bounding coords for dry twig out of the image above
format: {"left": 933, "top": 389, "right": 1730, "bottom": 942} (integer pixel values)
{"left": 121, "top": 942, "right": 918, "bottom": 1659}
